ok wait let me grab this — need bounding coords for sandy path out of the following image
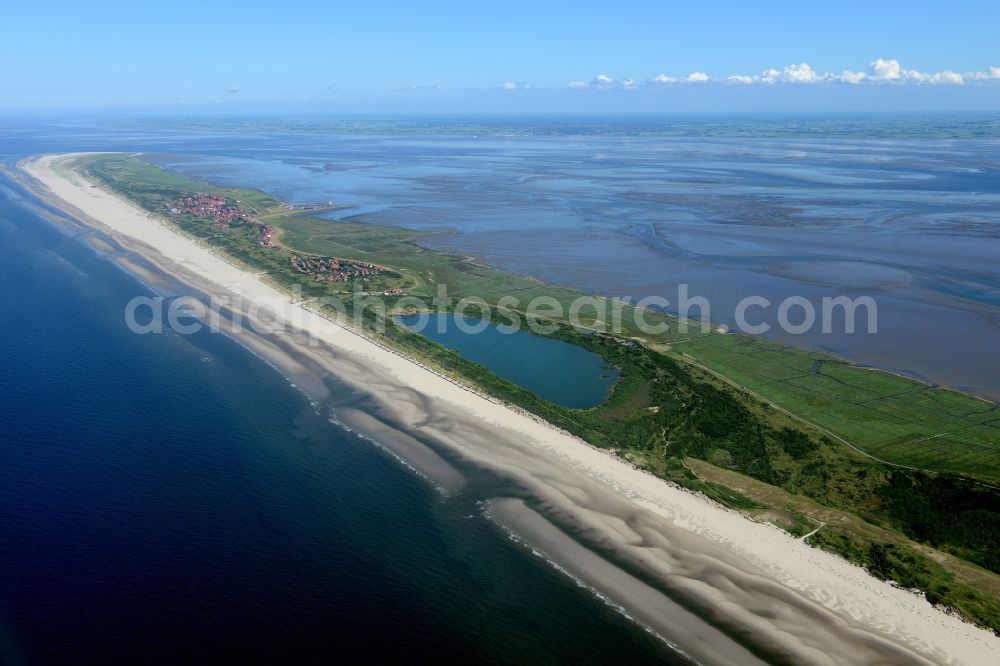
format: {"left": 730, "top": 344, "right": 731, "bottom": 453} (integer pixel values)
{"left": 19, "top": 153, "right": 1000, "bottom": 665}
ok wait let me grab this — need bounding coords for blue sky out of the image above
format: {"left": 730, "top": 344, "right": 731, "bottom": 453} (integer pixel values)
{"left": 3, "top": 0, "right": 1000, "bottom": 112}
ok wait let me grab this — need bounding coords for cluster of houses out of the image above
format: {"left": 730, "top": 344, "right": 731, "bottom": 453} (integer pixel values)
{"left": 165, "top": 193, "right": 279, "bottom": 250}
{"left": 260, "top": 224, "right": 277, "bottom": 248}
{"left": 164, "top": 193, "right": 251, "bottom": 227}
{"left": 290, "top": 255, "right": 383, "bottom": 283}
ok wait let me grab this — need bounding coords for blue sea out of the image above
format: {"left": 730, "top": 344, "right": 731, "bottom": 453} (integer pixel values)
{"left": 0, "top": 127, "right": 676, "bottom": 663}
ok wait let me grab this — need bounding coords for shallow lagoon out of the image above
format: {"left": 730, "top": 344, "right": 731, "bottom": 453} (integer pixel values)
{"left": 398, "top": 313, "right": 619, "bottom": 408}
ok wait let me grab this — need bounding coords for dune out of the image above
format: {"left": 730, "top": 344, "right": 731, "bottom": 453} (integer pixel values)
{"left": 19, "top": 153, "right": 1000, "bottom": 665}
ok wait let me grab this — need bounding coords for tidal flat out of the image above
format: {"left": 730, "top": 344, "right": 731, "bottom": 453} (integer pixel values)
{"left": 149, "top": 132, "right": 1000, "bottom": 398}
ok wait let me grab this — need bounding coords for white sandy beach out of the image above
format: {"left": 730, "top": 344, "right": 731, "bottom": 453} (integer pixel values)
{"left": 21, "top": 153, "right": 1000, "bottom": 665}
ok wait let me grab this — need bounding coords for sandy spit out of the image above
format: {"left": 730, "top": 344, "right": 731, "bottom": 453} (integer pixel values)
{"left": 19, "top": 153, "right": 1000, "bottom": 665}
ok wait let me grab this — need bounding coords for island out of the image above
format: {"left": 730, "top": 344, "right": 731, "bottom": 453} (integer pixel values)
{"left": 14, "top": 152, "right": 1000, "bottom": 664}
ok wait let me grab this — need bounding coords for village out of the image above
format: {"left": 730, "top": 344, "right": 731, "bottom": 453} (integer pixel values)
{"left": 164, "top": 193, "right": 401, "bottom": 289}
{"left": 165, "top": 192, "right": 251, "bottom": 225}
{"left": 165, "top": 192, "right": 277, "bottom": 248}
{"left": 290, "top": 255, "right": 396, "bottom": 288}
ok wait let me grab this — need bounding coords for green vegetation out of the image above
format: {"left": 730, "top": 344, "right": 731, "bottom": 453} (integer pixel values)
{"left": 79, "top": 153, "right": 1000, "bottom": 631}
{"left": 673, "top": 335, "right": 1000, "bottom": 484}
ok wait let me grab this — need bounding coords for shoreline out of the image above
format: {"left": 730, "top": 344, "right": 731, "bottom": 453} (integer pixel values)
{"left": 18, "top": 152, "right": 1000, "bottom": 665}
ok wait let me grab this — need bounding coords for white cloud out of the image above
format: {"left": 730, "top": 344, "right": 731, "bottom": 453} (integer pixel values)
{"left": 224, "top": 85, "right": 240, "bottom": 94}
{"left": 784, "top": 63, "right": 822, "bottom": 83}
{"left": 649, "top": 74, "right": 678, "bottom": 84}
{"left": 754, "top": 63, "right": 829, "bottom": 84}
{"left": 964, "top": 66, "right": 1000, "bottom": 82}
{"left": 566, "top": 74, "right": 639, "bottom": 90}
{"left": 555, "top": 60, "right": 997, "bottom": 91}
{"left": 718, "top": 59, "right": 981, "bottom": 86}
{"left": 870, "top": 58, "right": 902, "bottom": 80}
{"left": 839, "top": 70, "right": 867, "bottom": 84}
{"left": 759, "top": 68, "right": 780, "bottom": 84}
{"left": 501, "top": 82, "right": 518, "bottom": 90}
{"left": 865, "top": 59, "right": 966, "bottom": 85}
{"left": 932, "top": 70, "right": 965, "bottom": 85}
